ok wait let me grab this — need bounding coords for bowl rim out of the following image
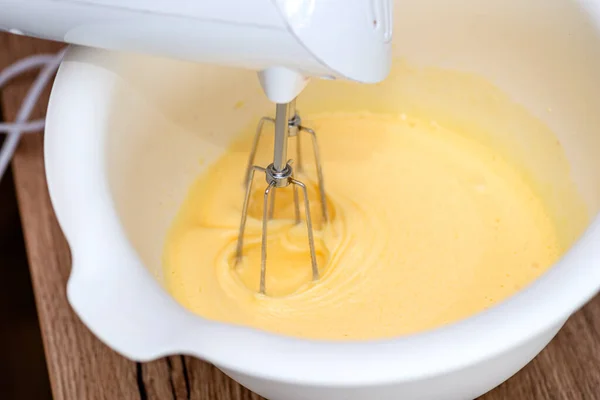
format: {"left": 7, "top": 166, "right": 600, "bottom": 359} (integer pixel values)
{"left": 44, "top": 45, "right": 600, "bottom": 386}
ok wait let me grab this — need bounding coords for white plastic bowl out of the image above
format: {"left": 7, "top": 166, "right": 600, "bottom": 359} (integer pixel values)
{"left": 45, "top": 0, "right": 600, "bottom": 399}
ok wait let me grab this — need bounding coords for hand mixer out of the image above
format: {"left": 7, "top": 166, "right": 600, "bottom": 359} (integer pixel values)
{"left": 1, "top": 0, "right": 393, "bottom": 294}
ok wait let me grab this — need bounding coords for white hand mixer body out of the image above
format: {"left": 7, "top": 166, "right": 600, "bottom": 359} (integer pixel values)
{"left": 0, "top": 0, "right": 393, "bottom": 102}
{"left": 0, "top": 0, "right": 393, "bottom": 295}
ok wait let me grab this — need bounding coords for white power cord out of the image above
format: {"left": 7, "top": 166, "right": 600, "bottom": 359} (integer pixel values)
{"left": 0, "top": 48, "right": 66, "bottom": 182}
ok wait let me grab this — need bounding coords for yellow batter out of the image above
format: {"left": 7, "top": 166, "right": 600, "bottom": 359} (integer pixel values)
{"left": 163, "top": 110, "right": 573, "bottom": 340}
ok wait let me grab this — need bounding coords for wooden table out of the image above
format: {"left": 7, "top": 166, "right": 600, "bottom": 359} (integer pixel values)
{"left": 1, "top": 33, "right": 599, "bottom": 400}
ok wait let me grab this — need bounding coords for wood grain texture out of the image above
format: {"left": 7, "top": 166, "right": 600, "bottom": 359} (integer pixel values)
{"left": 1, "top": 32, "right": 599, "bottom": 400}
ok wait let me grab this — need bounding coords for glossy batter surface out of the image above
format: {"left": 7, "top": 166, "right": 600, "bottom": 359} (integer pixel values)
{"left": 163, "top": 111, "right": 567, "bottom": 340}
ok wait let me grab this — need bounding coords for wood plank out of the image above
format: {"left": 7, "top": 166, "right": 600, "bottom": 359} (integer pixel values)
{"left": 183, "top": 357, "right": 261, "bottom": 400}
{"left": 0, "top": 33, "right": 143, "bottom": 400}
{"left": 1, "top": 32, "right": 599, "bottom": 400}
{"left": 0, "top": 32, "right": 254, "bottom": 400}
{"left": 482, "top": 296, "right": 600, "bottom": 399}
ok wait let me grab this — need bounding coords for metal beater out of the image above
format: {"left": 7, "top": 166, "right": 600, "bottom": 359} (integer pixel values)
{"left": 235, "top": 99, "right": 327, "bottom": 295}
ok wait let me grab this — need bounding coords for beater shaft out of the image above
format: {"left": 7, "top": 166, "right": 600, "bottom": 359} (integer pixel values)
{"left": 273, "top": 103, "right": 290, "bottom": 172}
